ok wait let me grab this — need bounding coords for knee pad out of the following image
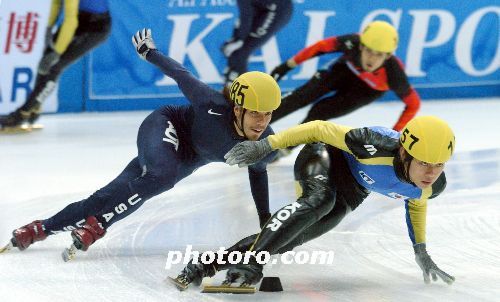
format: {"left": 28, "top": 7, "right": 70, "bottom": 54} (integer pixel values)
{"left": 298, "top": 177, "right": 336, "bottom": 218}
{"left": 294, "top": 143, "right": 330, "bottom": 182}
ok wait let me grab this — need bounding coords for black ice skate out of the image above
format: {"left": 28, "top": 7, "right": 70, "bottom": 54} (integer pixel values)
{"left": 0, "top": 104, "right": 43, "bottom": 133}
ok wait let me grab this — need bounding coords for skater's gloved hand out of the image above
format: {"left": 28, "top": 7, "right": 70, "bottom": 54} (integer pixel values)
{"left": 270, "top": 60, "right": 296, "bottom": 81}
{"left": 38, "top": 48, "right": 60, "bottom": 75}
{"left": 224, "top": 138, "right": 273, "bottom": 167}
{"left": 221, "top": 39, "right": 244, "bottom": 57}
{"left": 132, "top": 28, "right": 157, "bottom": 60}
{"left": 413, "top": 243, "right": 455, "bottom": 285}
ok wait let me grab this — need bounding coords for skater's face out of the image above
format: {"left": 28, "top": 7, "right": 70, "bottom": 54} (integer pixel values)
{"left": 360, "top": 45, "right": 390, "bottom": 72}
{"left": 401, "top": 148, "right": 445, "bottom": 189}
{"left": 233, "top": 107, "right": 272, "bottom": 141}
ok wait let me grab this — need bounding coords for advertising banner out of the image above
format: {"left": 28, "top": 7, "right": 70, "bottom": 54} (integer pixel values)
{"left": 0, "top": 0, "right": 56, "bottom": 115}
{"left": 85, "top": 0, "right": 499, "bottom": 111}
{"left": 2, "top": 1, "right": 498, "bottom": 113}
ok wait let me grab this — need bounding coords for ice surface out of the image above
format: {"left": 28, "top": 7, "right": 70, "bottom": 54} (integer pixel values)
{"left": 1, "top": 99, "right": 499, "bottom": 301}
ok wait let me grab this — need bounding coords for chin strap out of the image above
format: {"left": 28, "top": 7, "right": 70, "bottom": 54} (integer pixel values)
{"left": 234, "top": 108, "right": 248, "bottom": 139}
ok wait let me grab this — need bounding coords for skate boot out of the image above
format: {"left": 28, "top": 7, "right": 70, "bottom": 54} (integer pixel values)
{"left": 71, "top": 216, "right": 106, "bottom": 251}
{"left": 0, "top": 102, "right": 41, "bottom": 131}
{"left": 11, "top": 220, "right": 48, "bottom": 251}
{"left": 169, "top": 260, "right": 217, "bottom": 291}
{"left": 221, "top": 38, "right": 243, "bottom": 58}
{"left": 201, "top": 256, "right": 263, "bottom": 294}
{"left": 222, "top": 67, "right": 239, "bottom": 87}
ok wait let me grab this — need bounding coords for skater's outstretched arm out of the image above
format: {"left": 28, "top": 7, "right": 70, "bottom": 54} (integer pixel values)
{"left": 387, "top": 57, "right": 421, "bottom": 131}
{"left": 271, "top": 35, "right": 348, "bottom": 81}
{"left": 405, "top": 174, "right": 454, "bottom": 285}
{"left": 132, "top": 29, "right": 222, "bottom": 106}
{"left": 225, "top": 121, "right": 353, "bottom": 167}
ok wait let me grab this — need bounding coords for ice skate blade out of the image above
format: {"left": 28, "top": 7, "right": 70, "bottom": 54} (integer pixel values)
{"left": 0, "top": 242, "right": 13, "bottom": 253}
{"left": 202, "top": 285, "right": 256, "bottom": 294}
{"left": 0, "top": 124, "right": 44, "bottom": 134}
{"left": 62, "top": 244, "right": 77, "bottom": 262}
{"left": 167, "top": 276, "right": 188, "bottom": 291}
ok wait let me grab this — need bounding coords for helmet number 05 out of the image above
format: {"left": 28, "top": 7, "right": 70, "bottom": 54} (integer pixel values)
{"left": 401, "top": 129, "right": 419, "bottom": 150}
{"left": 230, "top": 81, "right": 249, "bottom": 106}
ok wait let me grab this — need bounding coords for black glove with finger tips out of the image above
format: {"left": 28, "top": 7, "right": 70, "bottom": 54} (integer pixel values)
{"left": 270, "top": 62, "right": 293, "bottom": 81}
{"left": 132, "top": 28, "right": 156, "bottom": 60}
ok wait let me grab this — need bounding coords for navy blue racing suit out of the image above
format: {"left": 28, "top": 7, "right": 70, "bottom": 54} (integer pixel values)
{"left": 43, "top": 49, "right": 276, "bottom": 234}
{"left": 224, "top": 0, "right": 293, "bottom": 84}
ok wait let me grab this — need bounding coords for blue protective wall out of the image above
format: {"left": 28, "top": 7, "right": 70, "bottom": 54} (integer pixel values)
{"left": 58, "top": 0, "right": 500, "bottom": 112}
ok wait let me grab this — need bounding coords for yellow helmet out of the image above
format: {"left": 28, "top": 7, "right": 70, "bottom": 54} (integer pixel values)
{"left": 229, "top": 71, "right": 281, "bottom": 112}
{"left": 360, "top": 21, "right": 399, "bottom": 53}
{"left": 400, "top": 116, "right": 455, "bottom": 164}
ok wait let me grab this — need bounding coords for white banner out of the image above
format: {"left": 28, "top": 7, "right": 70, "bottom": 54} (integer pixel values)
{"left": 0, "top": 0, "right": 57, "bottom": 115}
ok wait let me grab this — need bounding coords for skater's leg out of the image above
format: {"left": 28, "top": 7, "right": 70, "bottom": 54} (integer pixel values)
{"left": 223, "top": 0, "right": 293, "bottom": 85}
{"left": 42, "top": 157, "right": 142, "bottom": 234}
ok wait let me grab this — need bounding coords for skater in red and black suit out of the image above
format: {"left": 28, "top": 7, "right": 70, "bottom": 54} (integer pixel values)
{"left": 270, "top": 21, "right": 420, "bottom": 158}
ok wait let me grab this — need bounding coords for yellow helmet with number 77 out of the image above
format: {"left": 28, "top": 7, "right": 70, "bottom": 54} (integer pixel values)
{"left": 400, "top": 116, "right": 455, "bottom": 164}
{"left": 229, "top": 71, "right": 281, "bottom": 112}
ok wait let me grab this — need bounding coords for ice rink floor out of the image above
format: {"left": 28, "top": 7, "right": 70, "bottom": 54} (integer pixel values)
{"left": 1, "top": 99, "right": 499, "bottom": 302}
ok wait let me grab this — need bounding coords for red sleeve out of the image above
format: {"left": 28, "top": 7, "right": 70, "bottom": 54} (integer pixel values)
{"left": 393, "top": 87, "right": 421, "bottom": 131}
{"left": 293, "top": 37, "right": 339, "bottom": 65}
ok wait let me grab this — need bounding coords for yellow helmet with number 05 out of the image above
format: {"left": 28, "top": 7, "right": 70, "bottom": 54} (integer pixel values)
{"left": 229, "top": 71, "right": 281, "bottom": 112}
{"left": 360, "top": 20, "right": 399, "bottom": 53}
{"left": 400, "top": 116, "right": 455, "bottom": 164}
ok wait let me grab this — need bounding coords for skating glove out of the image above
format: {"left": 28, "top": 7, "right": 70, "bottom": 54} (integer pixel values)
{"left": 38, "top": 48, "right": 60, "bottom": 75}
{"left": 132, "top": 28, "right": 157, "bottom": 60}
{"left": 221, "top": 38, "right": 244, "bottom": 57}
{"left": 270, "top": 60, "right": 295, "bottom": 81}
{"left": 413, "top": 243, "right": 455, "bottom": 285}
{"left": 224, "top": 138, "right": 273, "bottom": 167}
